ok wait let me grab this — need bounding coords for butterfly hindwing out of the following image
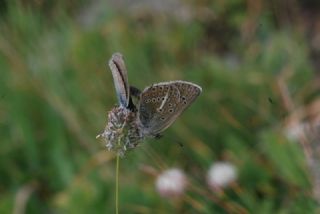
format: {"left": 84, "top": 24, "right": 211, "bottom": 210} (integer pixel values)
{"left": 138, "top": 81, "right": 202, "bottom": 136}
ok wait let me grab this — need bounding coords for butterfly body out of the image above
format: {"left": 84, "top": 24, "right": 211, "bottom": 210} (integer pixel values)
{"left": 97, "top": 53, "right": 202, "bottom": 156}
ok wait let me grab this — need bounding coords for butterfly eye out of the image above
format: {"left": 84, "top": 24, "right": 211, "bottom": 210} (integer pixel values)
{"left": 168, "top": 103, "right": 173, "bottom": 107}
{"left": 158, "top": 108, "right": 163, "bottom": 112}
{"left": 161, "top": 97, "right": 165, "bottom": 101}
{"left": 157, "top": 97, "right": 161, "bottom": 102}
{"left": 152, "top": 98, "right": 156, "bottom": 103}
{"left": 169, "top": 109, "right": 174, "bottom": 113}
{"left": 146, "top": 99, "right": 150, "bottom": 103}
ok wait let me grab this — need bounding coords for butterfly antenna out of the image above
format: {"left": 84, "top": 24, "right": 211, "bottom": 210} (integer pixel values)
{"left": 176, "top": 141, "right": 184, "bottom": 147}
{"left": 268, "top": 97, "right": 274, "bottom": 104}
{"left": 154, "top": 134, "right": 184, "bottom": 148}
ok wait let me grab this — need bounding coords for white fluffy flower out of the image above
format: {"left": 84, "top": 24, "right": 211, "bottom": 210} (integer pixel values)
{"left": 284, "top": 122, "right": 309, "bottom": 142}
{"left": 207, "top": 162, "right": 237, "bottom": 190}
{"left": 156, "top": 168, "right": 187, "bottom": 198}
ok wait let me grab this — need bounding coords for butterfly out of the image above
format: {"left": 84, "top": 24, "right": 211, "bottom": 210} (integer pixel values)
{"left": 97, "top": 53, "right": 202, "bottom": 156}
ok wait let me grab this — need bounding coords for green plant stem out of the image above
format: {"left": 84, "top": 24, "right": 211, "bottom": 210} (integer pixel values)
{"left": 116, "top": 154, "right": 119, "bottom": 214}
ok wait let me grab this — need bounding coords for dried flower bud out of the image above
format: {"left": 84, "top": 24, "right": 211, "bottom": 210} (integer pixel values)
{"left": 97, "top": 106, "right": 142, "bottom": 156}
{"left": 156, "top": 168, "right": 187, "bottom": 198}
{"left": 207, "top": 162, "right": 237, "bottom": 190}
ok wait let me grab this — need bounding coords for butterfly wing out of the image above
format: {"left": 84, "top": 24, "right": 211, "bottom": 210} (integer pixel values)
{"left": 108, "top": 53, "right": 130, "bottom": 107}
{"left": 138, "top": 81, "right": 202, "bottom": 136}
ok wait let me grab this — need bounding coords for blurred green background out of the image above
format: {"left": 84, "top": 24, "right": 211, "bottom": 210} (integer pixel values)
{"left": 1, "top": 0, "right": 320, "bottom": 213}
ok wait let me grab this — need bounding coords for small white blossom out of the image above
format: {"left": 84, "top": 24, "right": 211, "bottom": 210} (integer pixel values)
{"left": 284, "top": 122, "right": 308, "bottom": 142}
{"left": 156, "top": 168, "right": 187, "bottom": 198}
{"left": 207, "top": 162, "right": 237, "bottom": 190}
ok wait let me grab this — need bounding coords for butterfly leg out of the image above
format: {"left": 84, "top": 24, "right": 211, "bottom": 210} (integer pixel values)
{"left": 154, "top": 133, "right": 163, "bottom": 139}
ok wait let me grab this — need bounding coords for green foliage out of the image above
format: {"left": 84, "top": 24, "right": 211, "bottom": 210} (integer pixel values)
{"left": 0, "top": 0, "right": 318, "bottom": 213}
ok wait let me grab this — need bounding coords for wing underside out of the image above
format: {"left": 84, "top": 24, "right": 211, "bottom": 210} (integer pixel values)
{"left": 138, "top": 81, "right": 202, "bottom": 136}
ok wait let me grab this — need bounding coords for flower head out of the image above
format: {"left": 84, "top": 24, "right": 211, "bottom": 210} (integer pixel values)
{"left": 207, "top": 162, "right": 237, "bottom": 190}
{"left": 156, "top": 168, "right": 187, "bottom": 198}
{"left": 97, "top": 106, "right": 142, "bottom": 156}
{"left": 284, "top": 122, "right": 308, "bottom": 142}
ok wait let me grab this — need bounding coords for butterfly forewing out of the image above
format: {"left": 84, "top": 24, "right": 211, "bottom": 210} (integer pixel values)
{"left": 138, "top": 81, "right": 202, "bottom": 136}
{"left": 108, "top": 53, "right": 130, "bottom": 107}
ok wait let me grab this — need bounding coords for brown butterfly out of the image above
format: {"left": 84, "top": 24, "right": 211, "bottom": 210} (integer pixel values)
{"left": 97, "top": 53, "right": 202, "bottom": 156}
